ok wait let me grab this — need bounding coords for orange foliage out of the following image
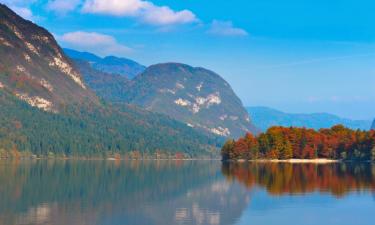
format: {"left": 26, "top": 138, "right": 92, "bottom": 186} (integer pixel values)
{"left": 222, "top": 125, "right": 375, "bottom": 160}
{"left": 222, "top": 163, "right": 375, "bottom": 197}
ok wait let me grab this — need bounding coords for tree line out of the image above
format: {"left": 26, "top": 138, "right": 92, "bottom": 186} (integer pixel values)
{"left": 221, "top": 125, "right": 375, "bottom": 161}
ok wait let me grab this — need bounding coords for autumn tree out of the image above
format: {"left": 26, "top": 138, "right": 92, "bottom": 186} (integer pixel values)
{"left": 222, "top": 125, "right": 375, "bottom": 161}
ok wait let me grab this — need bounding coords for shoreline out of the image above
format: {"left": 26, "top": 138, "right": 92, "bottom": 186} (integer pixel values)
{"left": 249, "top": 158, "right": 340, "bottom": 164}
{"left": 1, "top": 158, "right": 373, "bottom": 163}
{"left": 0, "top": 157, "right": 222, "bottom": 161}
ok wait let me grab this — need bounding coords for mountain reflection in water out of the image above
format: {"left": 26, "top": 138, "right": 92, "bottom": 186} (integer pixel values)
{"left": 0, "top": 161, "right": 374, "bottom": 225}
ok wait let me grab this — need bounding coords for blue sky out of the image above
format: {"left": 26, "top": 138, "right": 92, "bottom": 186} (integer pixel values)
{"left": 2, "top": 0, "right": 375, "bottom": 120}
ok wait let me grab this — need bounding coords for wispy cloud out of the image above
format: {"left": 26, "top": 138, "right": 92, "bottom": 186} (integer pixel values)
{"left": 46, "top": 0, "right": 81, "bottom": 13}
{"left": 57, "top": 31, "right": 132, "bottom": 56}
{"left": 207, "top": 20, "right": 248, "bottom": 37}
{"left": 81, "top": 0, "right": 198, "bottom": 26}
{"left": 10, "top": 5, "right": 33, "bottom": 20}
{"left": 0, "top": 0, "right": 37, "bottom": 20}
{"left": 0, "top": 0, "right": 37, "bottom": 5}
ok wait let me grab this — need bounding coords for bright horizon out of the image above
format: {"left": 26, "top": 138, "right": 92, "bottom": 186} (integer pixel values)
{"left": 2, "top": 0, "right": 375, "bottom": 120}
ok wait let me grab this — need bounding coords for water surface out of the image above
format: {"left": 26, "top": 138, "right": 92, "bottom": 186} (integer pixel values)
{"left": 0, "top": 161, "right": 374, "bottom": 225}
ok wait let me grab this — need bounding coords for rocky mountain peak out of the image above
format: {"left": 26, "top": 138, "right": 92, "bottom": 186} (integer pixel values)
{"left": 127, "top": 62, "right": 258, "bottom": 138}
{"left": 0, "top": 4, "right": 98, "bottom": 112}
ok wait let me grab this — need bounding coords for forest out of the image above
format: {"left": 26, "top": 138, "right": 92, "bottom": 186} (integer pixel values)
{"left": 221, "top": 125, "right": 375, "bottom": 161}
{"left": 0, "top": 90, "right": 221, "bottom": 159}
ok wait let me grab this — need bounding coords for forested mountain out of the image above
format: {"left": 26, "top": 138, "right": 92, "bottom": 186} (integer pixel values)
{"left": 64, "top": 48, "right": 145, "bottom": 79}
{"left": 125, "top": 63, "right": 258, "bottom": 138}
{"left": 247, "top": 106, "right": 372, "bottom": 131}
{"left": 0, "top": 4, "right": 222, "bottom": 158}
{"left": 72, "top": 59, "right": 131, "bottom": 102}
{"left": 70, "top": 54, "right": 258, "bottom": 138}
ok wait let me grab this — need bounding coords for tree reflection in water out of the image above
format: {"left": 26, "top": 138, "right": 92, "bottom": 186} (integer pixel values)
{"left": 222, "top": 162, "right": 375, "bottom": 197}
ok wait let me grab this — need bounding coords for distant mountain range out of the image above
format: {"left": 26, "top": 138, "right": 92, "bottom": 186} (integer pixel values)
{"left": 68, "top": 50, "right": 258, "bottom": 138}
{"left": 247, "top": 106, "right": 372, "bottom": 131}
{"left": 0, "top": 4, "right": 221, "bottom": 158}
{"left": 372, "top": 119, "right": 375, "bottom": 130}
{"left": 64, "top": 48, "right": 145, "bottom": 79}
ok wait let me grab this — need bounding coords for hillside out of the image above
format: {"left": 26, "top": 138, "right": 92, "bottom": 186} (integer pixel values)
{"left": 0, "top": 4, "right": 221, "bottom": 158}
{"left": 68, "top": 53, "right": 258, "bottom": 138}
{"left": 0, "top": 90, "right": 220, "bottom": 158}
{"left": 125, "top": 63, "right": 258, "bottom": 138}
{"left": 0, "top": 4, "right": 98, "bottom": 113}
{"left": 247, "top": 106, "right": 372, "bottom": 131}
{"left": 64, "top": 48, "right": 145, "bottom": 79}
{"left": 72, "top": 59, "right": 131, "bottom": 102}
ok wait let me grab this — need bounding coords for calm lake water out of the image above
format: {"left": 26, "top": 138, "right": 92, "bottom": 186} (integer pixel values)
{"left": 0, "top": 160, "right": 374, "bottom": 225}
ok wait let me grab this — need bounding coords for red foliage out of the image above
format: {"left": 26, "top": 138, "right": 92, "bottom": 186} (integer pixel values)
{"left": 222, "top": 125, "right": 375, "bottom": 160}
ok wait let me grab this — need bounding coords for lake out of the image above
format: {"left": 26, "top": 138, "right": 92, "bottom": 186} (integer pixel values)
{"left": 0, "top": 160, "right": 374, "bottom": 225}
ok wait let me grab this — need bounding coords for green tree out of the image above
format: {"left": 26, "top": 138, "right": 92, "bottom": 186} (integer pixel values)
{"left": 221, "top": 139, "right": 235, "bottom": 161}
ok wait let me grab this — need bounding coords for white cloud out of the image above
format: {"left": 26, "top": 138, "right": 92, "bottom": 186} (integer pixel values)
{"left": 0, "top": 0, "right": 40, "bottom": 20}
{"left": 57, "top": 31, "right": 131, "bottom": 56}
{"left": 46, "top": 0, "right": 81, "bottom": 13}
{"left": 81, "top": 0, "right": 197, "bottom": 26}
{"left": 82, "top": 0, "right": 144, "bottom": 16}
{"left": 208, "top": 20, "right": 248, "bottom": 37}
{"left": 140, "top": 4, "right": 196, "bottom": 26}
{"left": 9, "top": 5, "right": 33, "bottom": 20}
{"left": 0, "top": 0, "right": 35, "bottom": 4}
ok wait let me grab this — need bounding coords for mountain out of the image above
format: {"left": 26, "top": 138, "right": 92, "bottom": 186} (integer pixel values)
{"left": 371, "top": 119, "right": 375, "bottom": 130}
{"left": 72, "top": 59, "right": 131, "bottom": 102}
{"left": 125, "top": 63, "right": 258, "bottom": 138}
{"left": 0, "top": 4, "right": 221, "bottom": 158}
{"left": 0, "top": 4, "right": 98, "bottom": 112}
{"left": 68, "top": 54, "right": 258, "bottom": 138}
{"left": 64, "top": 48, "right": 145, "bottom": 79}
{"left": 247, "top": 106, "right": 372, "bottom": 131}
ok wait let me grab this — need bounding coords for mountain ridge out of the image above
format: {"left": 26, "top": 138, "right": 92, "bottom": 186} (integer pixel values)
{"left": 248, "top": 106, "right": 372, "bottom": 131}
{"left": 69, "top": 56, "right": 258, "bottom": 138}
{"left": 125, "top": 62, "right": 259, "bottom": 138}
{"left": 64, "top": 48, "right": 146, "bottom": 79}
{"left": 0, "top": 3, "right": 98, "bottom": 112}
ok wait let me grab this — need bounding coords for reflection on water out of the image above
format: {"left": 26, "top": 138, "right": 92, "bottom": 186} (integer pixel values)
{"left": 0, "top": 161, "right": 374, "bottom": 225}
{"left": 222, "top": 162, "right": 375, "bottom": 197}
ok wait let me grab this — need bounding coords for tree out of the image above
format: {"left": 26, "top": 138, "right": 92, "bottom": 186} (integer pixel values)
{"left": 221, "top": 139, "right": 235, "bottom": 161}
{"left": 222, "top": 125, "right": 375, "bottom": 161}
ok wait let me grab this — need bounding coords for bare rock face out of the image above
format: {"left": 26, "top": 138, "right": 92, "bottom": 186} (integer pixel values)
{"left": 0, "top": 4, "right": 98, "bottom": 112}
{"left": 125, "top": 63, "right": 259, "bottom": 138}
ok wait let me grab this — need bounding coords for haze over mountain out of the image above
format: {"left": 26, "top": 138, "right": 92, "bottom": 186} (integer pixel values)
{"left": 0, "top": 4, "right": 221, "bottom": 158}
{"left": 64, "top": 48, "right": 145, "bottom": 79}
{"left": 248, "top": 106, "right": 372, "bottom": 131}
{"left": 69, "top": 53, "right": 258, "bottom": 138}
